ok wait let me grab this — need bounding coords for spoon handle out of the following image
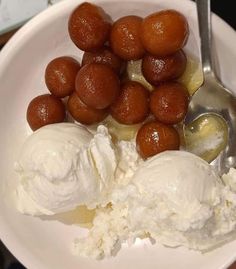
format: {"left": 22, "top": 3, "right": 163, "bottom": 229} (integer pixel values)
{"left": 196, "top": 0, "right": 213, "bottom": 75}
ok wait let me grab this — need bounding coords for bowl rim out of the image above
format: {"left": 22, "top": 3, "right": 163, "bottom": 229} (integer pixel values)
{"left": 0, "top": 0, "right": 236, "bottom": 268}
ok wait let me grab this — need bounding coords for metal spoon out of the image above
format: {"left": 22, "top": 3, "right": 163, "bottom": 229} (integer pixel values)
{"left": 184, "top": 0, "right": 236, "bottom": 175}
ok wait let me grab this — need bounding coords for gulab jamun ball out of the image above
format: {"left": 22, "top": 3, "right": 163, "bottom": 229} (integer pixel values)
{"left": 45, "top": 56, "right": 80, "bottom": 98}
{"left": 136, "top": 121, "right": 180, "bottom": 159}
{"left": 75, "top": 63, "right": 120, "bottom": 109}
{"left": 82, "top": 46, "right": 123, "bottom": 74}
{"left": 68, "top": 2, "right": 111, "bottom": 51}
{"left": 67, "top": 92, "right": 108, "bottom": 125}
{"left": 150, "top": 82, "right": 189, "bottom": 125}
{"left": 27, "top": 94, "right": 66, "bottom": 131}
{"left": 110, "top": 81, "right": 149, "bottom": 125}
{"left": 141, "top": 10, "right": 189, "bottom": 56}
{"left": 142, "top": 50, "right": 187, "bottom": 85}
{"left": 110, "top": 15, "right": 145, "bottom": 60}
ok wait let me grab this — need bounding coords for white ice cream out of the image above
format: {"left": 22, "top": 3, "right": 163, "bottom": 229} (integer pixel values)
{"left": 126, "top": 151, "right": 230, "bottom": 249}
{"left": 15, "top": 122, "right": 236, "bottom": 259}
{"left": 15, "top": 123, "right": 117, "bottom": 215}
{"left": 74, "top": 151, "right": 236, "bottom": 259}
{"left": 115, "top": 140, "right": 143, "bottom": 186}
{"left": 128, "top": 151, "right": 221, "bottom": 232}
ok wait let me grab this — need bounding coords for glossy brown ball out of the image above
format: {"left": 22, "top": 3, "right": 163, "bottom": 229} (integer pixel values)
{"left": 27, "top": 94, "right": 65, "bottom": 131}
{"left": 68, "top": 2, "right": 111, "bottom": 52}
{"left": 110, "top": 15, "right": 145, "bottom": 60}
{"left": 141, "top": 10, "right": 189, "bottom": 56}
{"left": 150, "top": 82, "right": 189, "bottom": 124}
{"left": 75, "top": 63, "right": 120, "bottom": 109}
{"left": 142, "top": 50, "right": 187, "bottom": 85}
{"left": 82, "top": 46, "right": 123, "bottom": 74}
{"left": 67, "top": 92, "right": 108, "bottom": 125}
{"left": 110, "top": 81, "right": 149, "bottom": 124}
{"left": 45, "top": 56, "right": 80, "bottom": 98}
{"left": 136, "top": 121, "right": 180, "bottom": 159}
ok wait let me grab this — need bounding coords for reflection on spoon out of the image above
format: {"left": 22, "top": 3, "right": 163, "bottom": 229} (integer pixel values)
{"left": 178, "top": 53, "right": 203, "bottom": 96}
{"left": 184, "top": 113, "right": 228, "bottom": 163}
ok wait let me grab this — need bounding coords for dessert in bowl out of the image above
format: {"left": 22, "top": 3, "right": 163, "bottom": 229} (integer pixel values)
{"left": 0, "top": 0, "right": 236, "bottom": 269}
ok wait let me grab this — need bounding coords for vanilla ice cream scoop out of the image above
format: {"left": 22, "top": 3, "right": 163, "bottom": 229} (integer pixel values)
{"left": 131, "top": 151, "right": 221, "bottom": 230}
{"left": 127, "top": 151, "right": 236, "bottom": 250}
{"left": 15, "top": 123, "right": 117, "bottom": 215}
{"left": 74, "top": 151, "right": 236, "bottom": 258}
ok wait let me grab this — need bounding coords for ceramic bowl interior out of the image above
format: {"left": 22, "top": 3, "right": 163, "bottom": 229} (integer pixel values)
{"left": 0, "top": 0, "right": 236, "bottom": 268}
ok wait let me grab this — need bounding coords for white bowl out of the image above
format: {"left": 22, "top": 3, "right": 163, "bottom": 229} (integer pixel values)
{"left": 0, "top": 0, "right": 236, "bottom": 268}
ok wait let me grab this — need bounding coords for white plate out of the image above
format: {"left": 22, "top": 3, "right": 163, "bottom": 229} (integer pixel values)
{"left": 0, "top": 0, "right": 236, "bottom": 268}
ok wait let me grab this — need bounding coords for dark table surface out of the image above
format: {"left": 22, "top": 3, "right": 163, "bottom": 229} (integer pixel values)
{"left": 0, "top": 1, "right": 235, "bottom": 269}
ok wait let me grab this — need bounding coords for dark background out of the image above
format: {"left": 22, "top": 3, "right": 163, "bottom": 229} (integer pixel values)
{"left": 0, "top": 1, "right": 235, "bottom": 269}
{"left": 208, "top": 0, "right": 235, "bottom": 29}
